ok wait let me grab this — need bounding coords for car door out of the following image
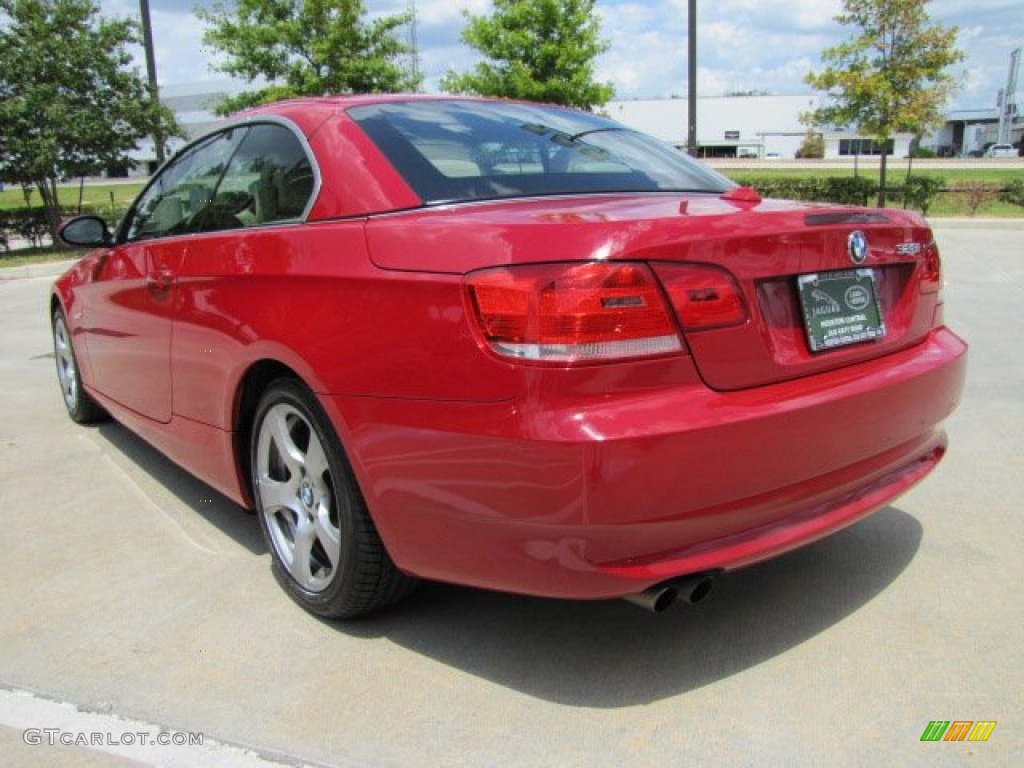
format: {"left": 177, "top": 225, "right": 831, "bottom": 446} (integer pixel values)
{"left": 84, "top": 128, "right": 246, "bottom": 423}
{"left": 169, "top": 122, "right": 317, "bottom": 429}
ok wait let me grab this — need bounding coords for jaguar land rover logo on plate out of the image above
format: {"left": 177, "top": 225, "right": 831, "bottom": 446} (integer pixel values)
{"left": 845, "top": 284, "right": 871, "bottom": 311}
{"left": 848, "top": 230, "right": 869, "bottom": 264}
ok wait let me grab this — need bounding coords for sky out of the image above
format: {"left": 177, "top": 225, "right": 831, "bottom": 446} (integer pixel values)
{"left": 100, "top": 0, "right": 1023, "bottom": 112}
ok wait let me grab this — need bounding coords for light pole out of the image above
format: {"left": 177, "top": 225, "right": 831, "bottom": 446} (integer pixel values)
{"left": 139, "top": 0, "right": 164, "bottom": 165}
{"left": 407, "top": 0, "right": 421, "bottom": 90}
{"left": 687, "top": 0, "right": 697, "bottom": 157}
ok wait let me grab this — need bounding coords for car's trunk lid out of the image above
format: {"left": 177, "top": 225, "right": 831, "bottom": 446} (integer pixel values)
{"left": 364, "top": 193, "right": 941, "bottom": 391}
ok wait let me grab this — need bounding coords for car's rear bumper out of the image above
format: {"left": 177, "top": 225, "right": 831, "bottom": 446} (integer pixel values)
{"left": 324, "top": 327, "right": 967, "bottom": 599}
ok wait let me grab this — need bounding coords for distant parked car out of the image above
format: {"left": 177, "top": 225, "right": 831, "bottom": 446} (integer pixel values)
{"left": 984, "top": 144, "right": 1016, "bottom": 158}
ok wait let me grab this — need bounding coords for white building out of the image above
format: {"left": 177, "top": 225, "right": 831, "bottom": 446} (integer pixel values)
{"left": 606, "top": 95, "right": 818, "bottom": 158}
{"left": 606, "top": 94, "right": 913, "bottom": 159}
{"left": 925, "top": 108, "right": 1021, "bottom": 156}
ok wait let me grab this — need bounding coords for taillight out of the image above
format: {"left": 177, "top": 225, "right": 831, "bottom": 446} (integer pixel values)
{"left": 920, "top": 240, "right": 942, "bottom": 294}
{"left": 652, "top": 264, "right": 748, "bottom": 330}
{"left": 466, "top": 262, "right": 684, "bottom": 364}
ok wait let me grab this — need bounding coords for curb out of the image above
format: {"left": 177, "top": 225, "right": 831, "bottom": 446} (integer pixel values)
{"left": 927, "top": 217, "right": 1024, "bottom": 230}
{"left": 0, "top": 259, "right": 76, "bottom": 281}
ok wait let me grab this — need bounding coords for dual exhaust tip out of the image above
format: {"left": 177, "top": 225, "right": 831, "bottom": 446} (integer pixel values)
{"left": 623, "top": 573, "right": 715, "bottom": 613}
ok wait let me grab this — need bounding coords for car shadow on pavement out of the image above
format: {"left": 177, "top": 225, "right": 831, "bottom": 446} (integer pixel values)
{"left": 341, "top": 507, "right": 922, "bottom": 707}
{"left": 95, "top": 422, "right": 266, "bottom": 555}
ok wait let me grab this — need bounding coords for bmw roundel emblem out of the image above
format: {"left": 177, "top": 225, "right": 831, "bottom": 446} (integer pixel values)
{"left": 848, "top": 230, "right": 869, "bottom": 265}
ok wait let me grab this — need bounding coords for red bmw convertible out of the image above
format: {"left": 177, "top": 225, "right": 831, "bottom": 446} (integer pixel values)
{"left": 52, "top": 96, "right": 966, "bottom": 617}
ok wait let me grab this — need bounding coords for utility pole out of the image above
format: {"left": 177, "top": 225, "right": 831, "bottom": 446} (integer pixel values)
{"left": 407, "top": 0, "right": 420, "bottom": 90}
{"left": 139, "top": 0, "right": 164, "bottom": 165}
{"left": 997, "top": 48, "right": 1020, "bottom": 145}
{"left": 687, "top": 0, "right": 697, "bottom": 157}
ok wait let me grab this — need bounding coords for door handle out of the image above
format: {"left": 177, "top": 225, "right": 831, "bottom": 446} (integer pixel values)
{"left": 146, "top": 266, "right": 174, "bottom": 292}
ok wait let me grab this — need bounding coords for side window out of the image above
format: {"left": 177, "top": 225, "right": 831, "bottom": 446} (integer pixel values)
{"left": 213, "top": 124, "right": 315, "bottom": 227}
{"left": 124, "top": 128, "right": 247, "bottom": 242}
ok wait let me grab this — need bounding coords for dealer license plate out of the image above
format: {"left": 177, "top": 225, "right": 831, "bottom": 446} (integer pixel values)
{"left": 797, "top": 269, "right": 886, "bottom": 352}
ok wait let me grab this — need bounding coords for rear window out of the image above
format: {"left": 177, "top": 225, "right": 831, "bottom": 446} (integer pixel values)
{"left": 348, "top": 100, "right": 734, "bottom": 205}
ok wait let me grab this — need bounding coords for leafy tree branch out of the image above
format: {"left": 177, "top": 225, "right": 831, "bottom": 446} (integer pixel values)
{"left": 441, "top": 0, "right": 614, "bottom": 110}
{"left": 197, "top": 0, "right": 418, "bottom": 116}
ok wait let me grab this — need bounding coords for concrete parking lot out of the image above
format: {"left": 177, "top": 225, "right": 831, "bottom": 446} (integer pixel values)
{"left": 1, "top": 221, "right": 1021, "bottom": 767}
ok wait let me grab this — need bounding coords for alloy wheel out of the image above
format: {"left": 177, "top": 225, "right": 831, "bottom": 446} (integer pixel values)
{"left": 255, "top": 402, "right": 342, "bottom": 593}
{"left": 53, "top": 314, "right": 78, "bottom": 411}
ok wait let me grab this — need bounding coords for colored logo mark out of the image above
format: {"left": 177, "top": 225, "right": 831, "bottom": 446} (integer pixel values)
{"left": 920, "top": 720, "right": 997, "bottom": 742}
{"left": 848, "top": 230, "right": 869, "bottom": 265}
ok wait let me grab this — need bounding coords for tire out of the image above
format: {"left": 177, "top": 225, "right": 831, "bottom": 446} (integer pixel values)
{"left": 52, "top": 308, "right": 107, "bottom": 424}
{"left": 250, "top": 378, "right": 416, "bottom": 618}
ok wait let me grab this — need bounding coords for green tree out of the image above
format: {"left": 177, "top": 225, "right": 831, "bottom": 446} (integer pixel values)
{"left": 441, "top": 0, "right": 614, "bottom": 110}
{"left": 803, "top": 0, "right": 962, "bottom": 206}
{"left": 1000, "top": 178, "right": 1024, "bottom": 208}
{"left": 198, "top": 0, "right": 418, "bottom": 115}
{"left": 796, "top": 130, "right": 825, "bottom": 159}
{"left": 0, "top": 0, "right": 180, "bottom": 244}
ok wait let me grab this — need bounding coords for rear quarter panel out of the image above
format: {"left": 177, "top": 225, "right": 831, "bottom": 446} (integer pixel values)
{"left": 170, "top": 220, "right": 516, "bottom": 434}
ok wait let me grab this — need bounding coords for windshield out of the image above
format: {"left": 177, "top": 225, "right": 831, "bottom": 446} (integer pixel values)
{"left": 348, "top": 100, "right": 734, "bottom": 205}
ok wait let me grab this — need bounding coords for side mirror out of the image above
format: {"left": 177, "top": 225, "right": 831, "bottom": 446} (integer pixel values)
{"left": 59, "top": 215, "right": 114, "bottom": 248}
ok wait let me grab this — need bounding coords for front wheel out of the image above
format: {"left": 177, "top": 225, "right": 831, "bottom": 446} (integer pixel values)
{"left": 250, "top": 379, "right": 416, "bottom": 618}
{"left": 52, "top": 308, "right": 107, "bottom": 424}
